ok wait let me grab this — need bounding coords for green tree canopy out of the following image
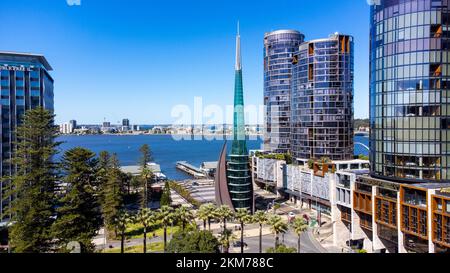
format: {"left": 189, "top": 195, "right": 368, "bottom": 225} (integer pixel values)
{"left": 52, "top": 148, "right": 102, "bottom": 253}
{"left": 101, "top": 153, "right": 125, "bottom": 237}
{"left": 266, "top": 244, "right": 297, "bottom": 253}
{"left": 6, "top": 108, "right": 60, "bottom": 253}
{"left": 167, "top": 229, "right": 220, "bottom": 253}
{"left": 160, "top": 181, "right": 172, "bottom": 207}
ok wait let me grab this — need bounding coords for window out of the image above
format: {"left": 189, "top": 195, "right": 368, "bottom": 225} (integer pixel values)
{"left": 432, "top": 195, "right": 450, "bottom": 248}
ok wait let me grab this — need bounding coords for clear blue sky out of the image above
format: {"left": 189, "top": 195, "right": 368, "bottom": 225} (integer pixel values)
{"left": 0, "top": 0, "right": 371, "bottom": 125}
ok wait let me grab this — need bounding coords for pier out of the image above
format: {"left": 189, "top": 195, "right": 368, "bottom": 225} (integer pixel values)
{"left": 176, "top": 161, "right": 206, "bottom": 179}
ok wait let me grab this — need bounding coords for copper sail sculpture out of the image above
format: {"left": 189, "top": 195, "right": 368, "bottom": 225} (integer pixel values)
{"left": 214, "top": 23, "right": 254, "bottom": 212}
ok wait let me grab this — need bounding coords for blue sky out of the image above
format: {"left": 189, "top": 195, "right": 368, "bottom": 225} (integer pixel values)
{"left": 0, "top": 0, "right": 371, "bottom": 125}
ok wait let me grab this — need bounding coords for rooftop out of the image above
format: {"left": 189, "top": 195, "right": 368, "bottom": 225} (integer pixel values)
{"left": 302, "top": 33, "right": 353, "bottom": 45}
{"left": 120, "top": 163, "right": 162, "bottom": 175}
{"left": 297, "top": 158, "right": 369, "bottom": 165}
{"left": 265, "top": 29, "right": 303, "bottom": 37}
{"left": 409, "top": 183, "right": 450, "bottom": 190}
{"left": 337, "top": 169, "right": 371, "bottom": 175}
{"left": 0, "top": 51, "right": 53, "bottom": 71}
{"left": 201, "top": 162, "right": 218, "bottom": 169}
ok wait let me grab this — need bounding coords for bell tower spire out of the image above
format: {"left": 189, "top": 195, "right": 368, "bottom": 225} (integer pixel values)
{"left": 235, "top": 21, "right": 241, "bottom": 71}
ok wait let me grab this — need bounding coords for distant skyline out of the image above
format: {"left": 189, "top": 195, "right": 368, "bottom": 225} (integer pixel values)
{"left": 0, "top": 0, "right": 371, "bottom": 124}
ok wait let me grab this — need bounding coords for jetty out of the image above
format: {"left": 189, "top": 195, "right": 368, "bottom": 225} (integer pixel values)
{"left": 176, "top": 161, "right": 206, "bottom": 179}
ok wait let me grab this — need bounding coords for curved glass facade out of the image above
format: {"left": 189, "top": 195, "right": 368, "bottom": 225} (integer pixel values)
{"left": 264, "top": 30, "right": 305, "bottom": 154}
{"left": 291, "top": 34, "right": 354, "bottom": 161}
{"left": 370, "top": 0, "right": 450, "bottom": 183}
{"left": 227, "top": 70, "right": 253, "bottom": 210}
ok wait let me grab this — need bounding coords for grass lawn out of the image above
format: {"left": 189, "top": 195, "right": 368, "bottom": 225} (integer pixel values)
{"left": 125, "top": 222, "right": 180, "bottom": 240}
{"left": 103, "top": 242, "right": 165, "bottom": 253}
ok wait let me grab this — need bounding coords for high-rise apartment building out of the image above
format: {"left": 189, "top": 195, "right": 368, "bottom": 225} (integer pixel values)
{"left": 370, "top": 0, "right": 450, "bottom": 183}
{"left": 291, "top": 33, "right": 355, "bottom": 161}
{"left": 264, "top": 30, "right": 305, "bottom": 154}
{"left": 0, "top": 52, "right": 54, "bottom": 222}
{"left": 60, "top": 121, "right": 75, "bottom": 134}
{"left": 345, "top": 0, "right": 450, "bottom": 253}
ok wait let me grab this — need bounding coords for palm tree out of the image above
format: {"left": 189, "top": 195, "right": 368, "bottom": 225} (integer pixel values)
{"left": 216, "top": 205, "right": 234, "bottom": 232}
{"left": 291, "top": 218, "right": 309, "bottom": 253}
{"left": 267, "top": 215, "right": 288, "bottom": 249}
{"left": 218, "top": 228, "right": 237, "bottom": 253}
{"left": 113, "top": 211, "right": 132, "bottom": 254}
{"left": 253, "top": 210, "right": 268, "bottom": 253}
{"left": 198, "top": 203, "right": 216, "bottom": 231}
{"left": 157, "top": 205, "right": 174, "bottom": 253}
{"left": 175, "top": 206, "right": 195, "bottom": 231}
{"left": 235, "top": 208, "right": 252, "bottom": 254}
{"left": 140, "top": 168, "right": 154, "bottom": 209}
{"left": 273, "top": 203, "right": 281, "bottom": 214}
{"left": 134, "top": 208, "right": 156, "bottom": 253}
{"left": 197, "top": 205, "right": 209, "bottom": 230}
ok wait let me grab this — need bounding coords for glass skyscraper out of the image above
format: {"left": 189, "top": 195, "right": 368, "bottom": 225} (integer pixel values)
{"left": 215, "top": 25, "right": 253, "bottom": 212}
{"left": 264, "top": 30, "right": 305, "bottom": 154}
{"left": 0, "top": 52, "right": 54, "bottom": 223}
{"left": 370, "top": 0, "right": 450, "bottom": 183}
{"left": 291, "top": 34, "right": 354, "bottom": 161}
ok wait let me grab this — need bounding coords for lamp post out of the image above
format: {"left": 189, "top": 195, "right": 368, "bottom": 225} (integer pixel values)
{"left": 348, "top": 223, "right": 352, "bottom": 253}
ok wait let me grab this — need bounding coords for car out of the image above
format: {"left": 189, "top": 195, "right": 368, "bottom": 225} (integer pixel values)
{"left": 233, "top": 241, "right": 248, "bottom": 248}
{"left": 192, "top": 181, "right": 199, "bottom": 186}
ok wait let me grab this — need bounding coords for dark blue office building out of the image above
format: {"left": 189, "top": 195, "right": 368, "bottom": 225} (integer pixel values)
{"left": 0, "top": 52, "right": 54, "bottom": 223}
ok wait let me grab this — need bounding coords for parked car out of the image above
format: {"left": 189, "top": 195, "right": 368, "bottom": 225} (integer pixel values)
{"left": 233, "top": 241, "right": 248, "bottom": 248}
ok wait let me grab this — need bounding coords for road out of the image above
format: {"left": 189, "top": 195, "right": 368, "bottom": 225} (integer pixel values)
{"left": 226, "top": 226, "right": 327, "bottom": 254}
{"left": 97, "top": 224, "right": 327, "bottom": 253}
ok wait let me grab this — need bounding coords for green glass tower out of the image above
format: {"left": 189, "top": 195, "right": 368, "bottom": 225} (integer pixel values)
{"left": 228, "top": 24, "right": 253, "bottom": 210}
{"left": 215, "top": 24, "right": 254, "bottom": 212}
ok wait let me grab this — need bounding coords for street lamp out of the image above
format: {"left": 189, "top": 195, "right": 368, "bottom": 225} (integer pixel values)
{"left": 347, "top": 223, "right": 352, "bottom": 253}
{"left": 315, "top": 195, "right": 322, "bottom": 228}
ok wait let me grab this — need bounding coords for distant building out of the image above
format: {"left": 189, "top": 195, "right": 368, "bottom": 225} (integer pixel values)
{"left": 60, "top": 120, "right": 77, "bottom": 134}
{"left": 0, "top": 51, "right": 54, "bottom": 223}
{"left": 60, "top": 122, "right": 73, "bottom": 134}
{"left": 122, "top": 119, "right": 130, "bottom": 127}
{"left": 70, "top": 120, "right": 77, "bottom": 130}
{"left": 200, "top": 162, "right": 218, "bottom": 177}
{"left": 120, "top": 163, "right": 167, "bottom": 181}
{"left": 102, "top": 121, "right": 111, "bottom": 128}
